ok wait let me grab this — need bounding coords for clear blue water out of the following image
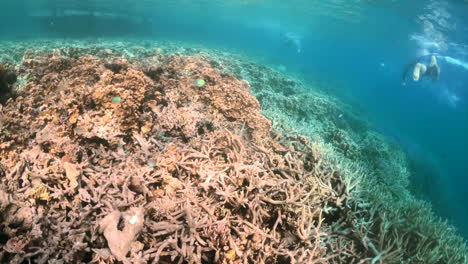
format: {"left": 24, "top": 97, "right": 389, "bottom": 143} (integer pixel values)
{"left": 2, "top": 0, "right": 468, "bottom": 239}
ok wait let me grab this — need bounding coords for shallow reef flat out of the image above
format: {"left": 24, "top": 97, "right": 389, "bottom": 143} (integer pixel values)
{"left": 0, "top": 39, "right": 467, "bottom": 263}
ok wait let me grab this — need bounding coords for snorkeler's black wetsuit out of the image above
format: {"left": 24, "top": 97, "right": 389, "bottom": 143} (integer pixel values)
{"left": 402, "top": 54, "right": 440, "bottom": 83}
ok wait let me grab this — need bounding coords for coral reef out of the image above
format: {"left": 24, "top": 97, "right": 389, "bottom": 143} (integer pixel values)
{"left": 0, "top": 39, "right": 467, "bottom": 263}
{"left": 0, "top": 51, "right": 360, "bottom": 263}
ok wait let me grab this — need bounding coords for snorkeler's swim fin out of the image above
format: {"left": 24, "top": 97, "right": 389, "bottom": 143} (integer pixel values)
{"left": 413, "top": 63, "right": 427, "bottom": 81}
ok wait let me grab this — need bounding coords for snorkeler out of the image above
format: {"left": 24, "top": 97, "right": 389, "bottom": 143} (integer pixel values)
{"left": 402, "top": 55, "right": 440, "bottom": 85}
{"left": 282, "top": 32, "right": 302, "bottom": 54}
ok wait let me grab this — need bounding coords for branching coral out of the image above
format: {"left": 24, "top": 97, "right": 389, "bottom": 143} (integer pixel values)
{"left": 0, "top": 47, "right": 466, "bottom": 264}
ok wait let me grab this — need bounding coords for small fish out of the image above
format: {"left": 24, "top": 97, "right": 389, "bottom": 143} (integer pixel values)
{"left": 194, "top": 79, "right": 205, "bottom": 87}
{"left": 112, "top": 96, "right": 122, "bottom": 103}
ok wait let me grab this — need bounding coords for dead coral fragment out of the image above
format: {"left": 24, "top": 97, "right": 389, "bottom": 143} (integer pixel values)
{"left": 31, "top": 183, "right": 50, "bottom": 202}
{"left": 99, "top": 207, "right": 144, "bottom": 263}
{"left": 4, "top": 236, "right": 29, "bottom": 254}
{"left": 63, "top": 161, "right": 80, "bottom": 190}
{"left": 0, "top": 188, "right": 10, "bottom": 211}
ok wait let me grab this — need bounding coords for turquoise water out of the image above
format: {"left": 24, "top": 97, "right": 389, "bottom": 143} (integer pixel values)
{"left": 2, "top": 0, "right": 468, "bottom": 245}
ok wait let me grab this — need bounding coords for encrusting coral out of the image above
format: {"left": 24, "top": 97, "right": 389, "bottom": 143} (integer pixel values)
{"left": 0, "top": 47, "right": 466, "bottom": 264}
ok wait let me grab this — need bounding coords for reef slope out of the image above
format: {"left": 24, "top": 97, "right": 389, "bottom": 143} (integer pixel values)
{"left": 0, "top": 40, "right": 466, "bottom": 263}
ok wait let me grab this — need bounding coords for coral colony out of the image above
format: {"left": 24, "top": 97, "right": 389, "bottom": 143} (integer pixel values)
{"left": 0, "top": 40, "right": 466, "bottom": 263}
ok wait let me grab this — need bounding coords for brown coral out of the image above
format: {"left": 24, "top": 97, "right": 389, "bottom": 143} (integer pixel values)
{"left": 0, "top": 51, "right": 390, "bottom": 263}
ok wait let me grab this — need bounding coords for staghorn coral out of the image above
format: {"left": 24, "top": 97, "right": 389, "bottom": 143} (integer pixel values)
{"left": 0, "top": 44, "right": 466, "bottom": 264}
{"left": 0, "top": 50, "right": 365, "bottom": 264}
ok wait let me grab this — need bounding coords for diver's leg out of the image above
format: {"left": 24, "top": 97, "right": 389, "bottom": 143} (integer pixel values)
{"left": 413, "top": 63, "right": 427, "bottom": 81}
{"left": 429, "top": 55, "right": 441, "bottom": 80}
{"left": 430, "top": 55, "right": 438, "bottom": 67}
